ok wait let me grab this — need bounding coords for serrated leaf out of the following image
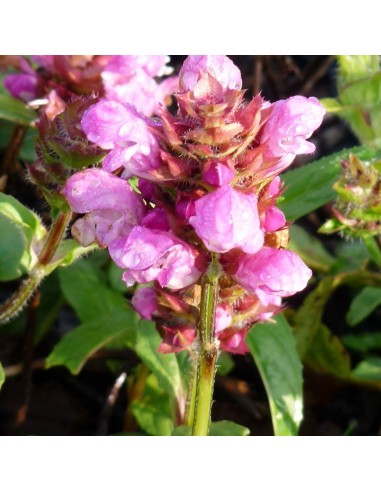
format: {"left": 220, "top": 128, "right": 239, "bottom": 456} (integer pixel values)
{"left": 0, "top": 362, "right": 5, "bottom": 391}
{"left": 304, "top": 324, "right": 351, "bottom": 378}
{"left": 130, "top": 373, "right": 173, "bottom": 436}
{"left": 0, "top": 213, "right": 26, "bottom": 280}
{"left": 288, "top": 224, "right": 335, "bottom": 273}
{"left": 0, "top": 93, "right": 36, "bottom": 126}
{"left": 46, "top": 309, "right": 137, "bottom": 374}
{"left": 135, "top": 321, "right": 183, "bottom": 403}
{"left": 246, "top": 314, "right": 303, "bottom": 436}
{"left": 343, "top": 332, "right": 381, "bottom": 352}
{"left": 346, "top": 286, "right": 381, "bottom": 326}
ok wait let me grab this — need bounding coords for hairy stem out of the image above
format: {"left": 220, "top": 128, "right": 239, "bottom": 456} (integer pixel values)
{"left": 191, "top": 253, "right": 220, "bottom": 436}
{"left": 0, "top": 211, "right": 72, "bottom": 324}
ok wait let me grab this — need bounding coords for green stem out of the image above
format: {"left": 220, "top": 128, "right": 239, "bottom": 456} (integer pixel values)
{"left": 0, "top": 211, "right": 72, "bottom": 324}
{"left": 191, "top": 253, "right": 220, "bottom": 436}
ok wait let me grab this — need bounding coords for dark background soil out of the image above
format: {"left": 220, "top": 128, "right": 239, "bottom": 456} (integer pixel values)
{"left": 2, "top": 55, "right": 381, "bottom": 436}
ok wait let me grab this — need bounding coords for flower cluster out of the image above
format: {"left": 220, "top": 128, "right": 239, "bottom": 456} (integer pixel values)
{"left": 1, "top": 55, "right": 176, "bottom": 119}
{"left": 62, "top": 55, "right": 325, "bottom": 354}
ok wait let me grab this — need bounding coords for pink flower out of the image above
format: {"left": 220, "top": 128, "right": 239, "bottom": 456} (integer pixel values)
{"left": 218, "top": 328, "right": 249, "bottom": 354}
{"left": 101, "top": 56, "right": 176, "bottom": 116}
{"left": 109, "top": 226, "right": 203, "bottom": 290}
{"left": 189, "top": 185, "right": 263, "bottom": 254}
{"left": 260, "top": 96, "right": 325, "bottom": 172}
{"left": 4, "top": 73, "right": 41, "bottom": 102}
{"left": 81, "top": 99, "right": 161, "bottom": 177}
{"left": 131, "top": 287, "right": 158, "bottom": 320}
{"left": 202, "top": 161, "right": 235, "bottom": 187}
{"left": 178, "top": 55, "right": 242, "bottom": 93}
{"left": 62, "top": 168, "right": 145, "bottom": 246}
{"left": 215, "top": 304, "right": 233, "bottom": 332}
{"left": 233, "top": 247, "right": 312, "bottom": 306}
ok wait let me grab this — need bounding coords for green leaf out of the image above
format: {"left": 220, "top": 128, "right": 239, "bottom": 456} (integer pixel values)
{"left": 46, "top": 309, "right": 138, "bottom": 374}
{"left": 346, "top": 286, "right": 381, "bottom": 326}
{"left": 172, "top": 421, "right": 250, "bottom": 436}
{"left": 130, "top": 373, "right": 174, "bottom": 436}
{"left": 288, "top": 224, "right": 335, "bottom": 272}
{"left": 0, "top": 214, "right": 26, "bottom": 281}
{"left": 58, "top": 260, "right": 128, "bottom": 322}
{"left": 0, "top": 362, "right": 5, "bottom": 391}
{"left": 107, "top": 262, "right": 129, "bottom": 293}
{"left": 135, "top": 321, "right": 183, "bottom": 402}
{"left": 0, "top": 192, "right": 46, "bottom": 274}
{"left": 343, "top": 332, "right": 381, "bottom": 352}
{"left": 208, "top": 421, "right": 250, "bottom": 436}
{"left": 337, "top": 55, "right": 380, "bottom": 87}
{"left": 44, "top": 239, "right": 97, "bottom": 274}
{"left": 351, "top": 357, "right": 381, "bottom": 382}
{"left": 279, "top": 146, "right": 376, "bottom": 221}
{"left": 0, "top": 93, "right": 36, "bottom": 126}
{"left": 246, "top": 314, "right": 303, "bottom": 436}
{"left": 304, "top": 324, "right": 351, "bottom": 378}
{"left": 216, "top": 351, "right": 235, "bottom": 376}
{"left": 363, "top": 236, "right": 381, "bottom": 269}
{"left": 293, "top": 277, "right": 336, "bottom": 357}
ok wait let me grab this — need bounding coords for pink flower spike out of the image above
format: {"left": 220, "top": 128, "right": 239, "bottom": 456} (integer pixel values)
{"left": 234, "top": 247, "right": 312, "bottom": 303}
{"left": 178, "top": 56, "right": 242, "bottom": 93}
{"left": 202, "top": 161, "right": 235, "bottom": 187}
{"left": 131, "top": 287, "right": 158, "bottom": 320}
{"left": 109, "top": 226, "right": 202, "bottom": 290}
{"left": 189, "top": 185, "right": 263, "bottom": 254}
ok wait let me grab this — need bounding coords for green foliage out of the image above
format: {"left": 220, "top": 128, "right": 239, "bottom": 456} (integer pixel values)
{"left": 279, "top": 146, "right": 376, "bottom": 221}
{"left": 0, "top": 214, "right": 26, "bottom": 281}
{"left": 0, "top": 192, "right": 46, "bottom": 279}
{"left": 172, "top": 421, "right": 250, "bottom": 436}
{"left": 343, "top": 332, "right": 381, "bottom": 352}
{"left": 216, "top": 351, "right": 235, "bottom": 376}
{"left": 346, "top": 286, "right": 381, "bottom": 326}
{"left": 351, "top": 357, "right": 381, "bottom": 382}
{"left": 130, "top": 373, "right": 174, "bottom": 436}
{"left": 46, "top": 259, "right": 139, "bottom": 374}
{"left": 246, "top": 314, "right": 303, "bottom": 436}
{"left": 288, "top": 224, "right": 335, "bottom": 273}
{"left": 304, "top": 324, "right": 351, "bottom": 379}
{"left": 135, "top": 321, "right": 185, "bottom": 403}
{"left": 0, "top": 362, "right": 4, "bottom": 391}
{"left": 0, "top": 93, "right": 36, "bottom": 126}
{"left": 322, "top": 56, "right": 381, "bottom": 145}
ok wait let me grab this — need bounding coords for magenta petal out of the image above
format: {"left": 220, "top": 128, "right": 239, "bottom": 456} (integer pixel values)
{"left": 178, "top": 56, "right": 242, "bottom": 93}
{"left": 131, "top": 287, "right": 158, "bottom": 320}
{"left": 62, "top": 168, "right": 145, "bottom": 217}
{"left": 261, "top": 96, "right": 325, "bottom": 160}
{"left": 189, "top": 185, "right": 263, "bottom": 254}
{"left": 109, "top": 226, "right": 202, "bottom": 290}
{"left": 4, "top": 74, "right": 40, "bottom": 102}
{"left": 234, "top": 247, "right": 312, "bottom": 299}
{"left": 202, "top": 162, "right": 235, "bottom": 186}
{"left": 264, "top": 206, "right": 286, "bottom": 232}
{"left": 81, "top": 99, "right": 131, "bottom": 149}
